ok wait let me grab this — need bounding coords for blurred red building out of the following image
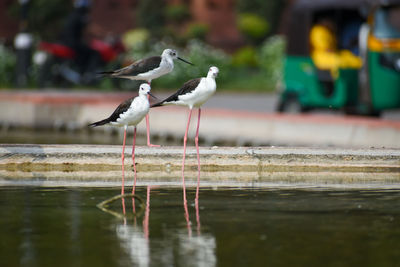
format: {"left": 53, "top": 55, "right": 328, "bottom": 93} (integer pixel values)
{"left": 187, "top": 0, "right": 243, "bottom": 49}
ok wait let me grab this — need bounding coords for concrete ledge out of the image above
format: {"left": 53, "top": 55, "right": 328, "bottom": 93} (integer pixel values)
{"left": 1, "top": 144, "right": 399, "bottom": 187}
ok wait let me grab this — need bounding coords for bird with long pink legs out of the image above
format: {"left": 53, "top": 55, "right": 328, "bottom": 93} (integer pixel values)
{"left": 89, "top": 83, "right": 156, "bottom": 195}
{"left": 99, "top": 49, "right": 194, "bottom": 147}
{"left": 151, "top": 66, "right": 219, "bottom": 204}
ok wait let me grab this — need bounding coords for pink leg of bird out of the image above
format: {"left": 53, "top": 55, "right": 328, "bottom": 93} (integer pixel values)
{"left": 121, "top": 126, "right": 127, "bottom": 195}
{"left": 146, "top": 82, "right": 160, "bottom": 148}
{"left": 194, "top": 108, "right": 201, "bottom": 235}
{"left": 195, "top": 108, "right": 201, "bottom": 204}
{"left": 145, "top": 114, "right": 160, "bottom": 147}
{"left": 181, "top": 108, "right": 193, "bottom": 204}
{"left": 182, "top": 109, "right": 193, "bottom": 237}
{"left": 131, "top": 127, "right": 138, "bottom": 195}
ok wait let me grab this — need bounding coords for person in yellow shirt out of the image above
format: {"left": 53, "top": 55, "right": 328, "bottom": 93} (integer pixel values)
{"left": 310, "top": 19, "right": 362, "bottom": 76}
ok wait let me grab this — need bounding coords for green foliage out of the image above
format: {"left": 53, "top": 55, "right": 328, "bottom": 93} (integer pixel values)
{"left": 185, "top": 23, "right": 209, "bottom": 41}
{"left": 237, "top": 13, "right": 269, "bottom": 42}
{"left": 237, "top": 0, "right": 277, "bottom": 17}
{"left": 165, "top": 4, "right": 190, "bottom": 23}
{"left": 232, "top": 46, "right": 258, "bottom": 67}
{"left": 137, "top": 0, "right": 166, "bottom": 37}
{"left": 258, "top": 35, "right": 286, "bottom": 89}
{"left": 0, "top": 45, "right": 16, "bottom": 87}
{"left": 122, "top": 28, "right": 150, "bottom": 50}
{"left": 9, "top": 0, "right": 71, "bottom": 40}
{"left": 236, "top": 0, "right": 284, "bottom": 35}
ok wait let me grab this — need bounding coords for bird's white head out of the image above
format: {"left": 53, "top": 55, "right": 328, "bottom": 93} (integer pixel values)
{"left": 162, "top": 49, "right": 194, "bottom": 65}
{"left": 138, "top": 83, "right": 151, "bottom": 96}
{"left": 208, "top": 66, "right": 219, "bottom": 79}
{"left": 162, "top": 49, "right": 178, "bottom": 60}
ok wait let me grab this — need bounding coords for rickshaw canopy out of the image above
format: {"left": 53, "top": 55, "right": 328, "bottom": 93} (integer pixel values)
{"left": 285, "top": 0, "right": 400, "bottom": 55}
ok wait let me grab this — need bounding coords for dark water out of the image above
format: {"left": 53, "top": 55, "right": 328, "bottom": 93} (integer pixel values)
{"left": 1, "top": 186, "right": 399, "bottom": 267}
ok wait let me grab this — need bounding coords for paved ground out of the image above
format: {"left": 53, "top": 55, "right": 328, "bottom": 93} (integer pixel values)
{"left": 2, "top": 89, "right": 400, "bottom": 119}
{"left": 1, "top": 90, "right": 400, "bottom": 148}
{"left": 200, "top": 92, "right": 400, "bottom": 120}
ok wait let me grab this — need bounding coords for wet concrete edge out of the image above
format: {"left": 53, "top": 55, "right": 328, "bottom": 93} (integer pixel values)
{"left": 0, "top": 144, "right": 399, "bottom": 187}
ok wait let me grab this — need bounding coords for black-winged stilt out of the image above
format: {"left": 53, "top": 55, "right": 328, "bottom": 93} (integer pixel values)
{"left": 100, "top": 49, "right": 194, "bottom": 147}
{"left": 89, "top": 83, "right": 156, "bottom": 195}
{"left": 151, "top": 66, "right": 219, "bottom": 203}
{"left": 99, "top": 49, "right": 193, "bottom": 82}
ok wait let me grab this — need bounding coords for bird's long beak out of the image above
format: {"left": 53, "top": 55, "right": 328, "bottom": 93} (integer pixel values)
{"left": 178, "top": 57, "right": 194, "bottom": 66}
{"left": 148, "top": 92, "right": 158, "bottom": 100}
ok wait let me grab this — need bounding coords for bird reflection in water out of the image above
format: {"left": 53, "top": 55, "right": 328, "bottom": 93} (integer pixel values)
{"left": 116, "top": 186, "right": 151, "bottom": 267}
{"left": 120, "top": 186, "right": 150, "bottom": 238}
{"left": 113, "top": 187, "right": 216, "bottom": 266}
{"left": 180, "top": 188, "right": 216, "bottom": 266}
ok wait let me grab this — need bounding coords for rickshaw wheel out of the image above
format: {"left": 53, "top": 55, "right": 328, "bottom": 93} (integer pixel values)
{"left": 344, "top": 106, "right": 381, "bottom": 117}
{"left": 278, "top": 93, "right": 306, "bottom": 114}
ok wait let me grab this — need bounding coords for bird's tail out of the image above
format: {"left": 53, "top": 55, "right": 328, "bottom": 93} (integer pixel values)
{"left": 151, "top": 94, "right": 178, "bottom": 108}
{"left": 150, "top": 100, "right": 165, "bottom": 108}
{"left": 88, "top": 118, "right": 110, "bottom": 127}
{"left": 96, "top": 71, "right": 115, "bottom": 77}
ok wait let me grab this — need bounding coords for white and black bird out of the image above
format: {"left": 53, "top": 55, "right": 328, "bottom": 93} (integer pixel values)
{"left": 151, "top": 66, "right": 219, "bottom": 203}
{"left": 99, "top": 48, "right": 193, "bottom": 147}
{"left": 89, "top": 83, "right": 156, "bottom": 195}
{"left": 99, "top": 48, "right": 194, "bottom": 84}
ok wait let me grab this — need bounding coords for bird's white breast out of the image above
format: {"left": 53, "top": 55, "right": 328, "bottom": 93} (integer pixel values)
{"left": 112, "top": 95, "right": 149, "bottom": 127}
{"left": 178, "top": 77, "right": 216, "bottom": 108}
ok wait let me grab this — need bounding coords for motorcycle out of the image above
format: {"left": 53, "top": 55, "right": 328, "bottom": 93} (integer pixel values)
{"left": 34, "top": 37, "right": 126, "bottom": 88}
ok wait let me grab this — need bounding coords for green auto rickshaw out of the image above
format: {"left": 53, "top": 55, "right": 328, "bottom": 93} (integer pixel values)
{"left": 278, "top": 0, "right": 400, "bottom": 116}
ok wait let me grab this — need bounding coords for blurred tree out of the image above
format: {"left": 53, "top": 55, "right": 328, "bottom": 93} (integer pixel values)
{"left": 122, "top": 28, "right": 150, "bottom": 50}
{"left": 9, "top": 0, "right": 71, "bottom": 40}
{"left": 237, "top": 13, "right": 269, "bottom": 43}
{"left": 0, "top": 45, "right": 16, "bottom": 87}
{"left": 137, "top": 0, "right": 166, "bottom": 37}
{"left": 236, "top": 0, "right": 284, "bottom": 36}
{"left": 232, "top": 46, "right": 258, "bottom": 67}
{"left": 164, "top": 4, "right": 192, "bottom": 45}
{"left": 185, "top": 22, "right": 209, "bottom": 41}
{"left": 165, "top": 4, "right": 190, "bottom": 24}
{"left": 259, "top": 36, "right": 285, "bottom": 88}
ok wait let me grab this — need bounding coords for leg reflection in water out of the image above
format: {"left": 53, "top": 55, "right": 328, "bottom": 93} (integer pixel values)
{"left": 143, "top": 186, "right": 150, "bottom": 240}
{"left": 183, "top": 188, "right": 192, "bottom": 238}
{"left": 183, "top": 187, "right": 202, "bottom": 237}
{"left": 117, "top": 186, "right": 151, "bottom": 266}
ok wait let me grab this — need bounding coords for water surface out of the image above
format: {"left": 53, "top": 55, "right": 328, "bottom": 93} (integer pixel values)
{"left": 1, "top": 186, "right": 399, "bottom": 267}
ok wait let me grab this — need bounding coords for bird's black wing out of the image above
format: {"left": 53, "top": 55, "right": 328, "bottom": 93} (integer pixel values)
{"left": 151, "top": 78, "right": 201, "bottom": 107}
{"left": 88, "top": 97, "right": 134, "bottom": 127}
{"left": 100, "top": 56, "right": 162, "bottom": 78}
